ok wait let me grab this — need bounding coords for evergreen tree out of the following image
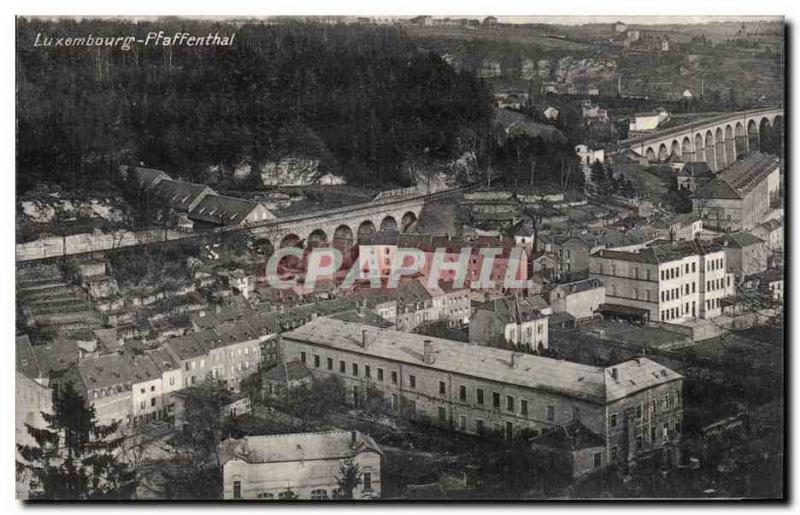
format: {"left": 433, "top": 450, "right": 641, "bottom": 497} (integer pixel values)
{"left": 16, "top": 381, "right": 135, "bottom": 500}
{"left": 590, "top": 160, "right": 612, "bottom": 195}
{"left": 333, "top": 456, "right": 362, "bottom": 499}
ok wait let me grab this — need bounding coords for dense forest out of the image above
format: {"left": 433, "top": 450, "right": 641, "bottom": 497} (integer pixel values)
{"left": 16, "top": 18, "right": 495, "bottom": 194}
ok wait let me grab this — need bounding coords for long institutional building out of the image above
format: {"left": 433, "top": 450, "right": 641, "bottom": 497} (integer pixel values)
{"left": 280, "top": 317, "right": 684, "bottom": 466}
{"left": 589, "top": 239, "right": 734, "bottom": 323}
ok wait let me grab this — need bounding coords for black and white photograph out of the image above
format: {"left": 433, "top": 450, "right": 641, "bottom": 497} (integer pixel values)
{"left": 11, "top": 8, "right": 788, "bottom": 503}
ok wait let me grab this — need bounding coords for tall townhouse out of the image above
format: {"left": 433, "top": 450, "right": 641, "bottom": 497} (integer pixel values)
{"left": 280, "top": 317, "right": 683, "bottom": 467}
{"left": 589, "top": 239, "right": 732, "bottom": 323}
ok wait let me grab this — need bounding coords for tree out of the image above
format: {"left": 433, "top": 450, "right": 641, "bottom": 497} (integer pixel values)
{"left": 152, "top": 382, "right": 230, "bottom": 499}
{"left": 590, "top": 160, "right": 611, "bottom": 195}
{"left": 333, "top": 456, "right": 362, "bottom": 499}
{"left": 16, "top": 381, "right": 135, "bottom": 500}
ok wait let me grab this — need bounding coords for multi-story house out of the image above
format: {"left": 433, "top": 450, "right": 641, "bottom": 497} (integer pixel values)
{"left": 280, "top": 318, "right": 683, "bottom": 468}
{"left": 470, "top": 295, "right": 552, "bottom": 351}
{"left": 589, "top": 239, "right": 733, "bottom": 323}
{"left": 693, "top": 152, "right": 781, "bottom": 231}
{"left": 220, "top": 431, "right": 382, "bottom": 500}
{"left": 131, "top": 354, "right": 165, "bottom": 425}
{"left": 546, "top": 278, "right": 606, "bottom": 322}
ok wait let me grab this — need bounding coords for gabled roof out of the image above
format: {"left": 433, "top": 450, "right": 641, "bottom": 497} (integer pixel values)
{"left": 263, "top": 360, "right": 313, "bottom": 382}
{"left": 150, "top": 179, "right": 215, "bottom": 211}
{"left": 285, "top": 318, "right": 621, "bottom": 404}
{"left": 164, "top": 330, "right": 217, "bottom": 361}
{"left": 219, "top": 430, "right": 382, "bottom": 466}
{"left": 716, "top": 231, "right": 764, "bottom": 248}
{"left": 189, "top": 195, "right": 275, "bottom": 225}
{"left": 77, "top": 353, "right": 134, "bottom": 391}
{"left": 122, "top": 166, "right": 171, "bottom": 190}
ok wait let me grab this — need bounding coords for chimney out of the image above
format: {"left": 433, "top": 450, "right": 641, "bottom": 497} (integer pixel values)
{"left": 361, "top": 329, "right": 368, "bottom": 349}
{"left": 610, "top": 367, "right": 618, "bottom": 381}
{"left": 423, "top": 340, "right": 435, "bottom": 365}
{"left": 511, "top": 353, "right": 520, "bottom": 369}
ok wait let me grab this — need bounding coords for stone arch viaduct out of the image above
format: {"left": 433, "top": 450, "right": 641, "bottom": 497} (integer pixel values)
{"left": 621, "top": 106, "right": 784, "bottom": 172}
{"left": 246, "top": 192, "right": 434, "bottom": 254}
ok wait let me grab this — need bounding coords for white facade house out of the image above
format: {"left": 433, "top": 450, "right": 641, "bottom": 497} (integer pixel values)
{"left": 629, "top": 109, "right": 670, "bottom": 132}
{"left": 220, "top": 431, "right": 382, "bottom": 500}
{"left": 590, "top": 239, "right": 733, "bottom": 324}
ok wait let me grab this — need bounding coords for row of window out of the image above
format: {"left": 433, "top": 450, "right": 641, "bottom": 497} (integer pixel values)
{"left": 706, "top": 276, "right": 729, "bottom": 292}
{"left": 706, "top": 257, "right": 724, "bottom": 272}
{"left": 661, "top": 282, "right": 697, "bottom": 302}
{"left": 233, "top": 474, "right": 373, "bottom": 500}
{"left": 660, "top": 263, "right": 695, "bottom": 281}
{"left": 301, "top": 350, "right": 557, "bottom": 421}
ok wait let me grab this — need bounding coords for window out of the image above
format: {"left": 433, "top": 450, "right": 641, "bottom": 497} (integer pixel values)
{"left": 363, "top": 473, "right": 372, "bottom": 492}
{"left": 505, "top": 421, "right": 514, "bottom": 439}
{"left": 476, "top": 388, "right": 484, "bottom": 405}
{"left": 140, "top": 388, "right": 145, "bottom": 394}
{"left": 169, "top": 377, "right": 175, "bottom": 386}
{"left": 150, "top": 398, "right": 156, "bottom": 407}
{"left": 365, "top": 365, "right": 371, "bottom": 378}
{"left": 610, "top": 413, "right": 618, "bottom": 427}
{"left": 233, "top": 481, "right": 242, "bottom": 499}
{"left": 300, "top": 352, "right": 306, "bottom": 364}
{"left": 314, "top": 355, "right": 320, "bottom": 368}
{"left": 521, "top": 399, "right": 528, "bottom": 416}
{"left": 352, "top": 363, "right": 359, "bottom": 377}
{"left": 257, "top": 493, "right": 274, "bottom": 499}
{"left": 409, "top": 375, "right": 416, "bottom": 388}
{"left": 636, "top": 404, "right": 643, "bottom": 418}
{"left": 493, "top": 392, "right": 500, "bottom": 408}
{"left": 391, "top": 371, "right": 398, "bottom": 385}
{"left": 476, "top": 419, "right": 485, "bottom": 433}
{"left": 594, "top": 452, "right": 602, "bottom": 468}
{"left": 459, "top": 415, "right": 467, "bottom": 431}
{"left": 459, "top": 385, "right": 467, "bottom": 401}
{"left": 378, "top": 368, "right": 384, "bottom": 381}
{"left": 340, "top": 360, "right": 346, "bottom": 373}
{"left": 327, "top": 357, "right": 333, "bottom": 370}
{"left": 439, "top": 381, "right": 446, "bottom": 395}
{"left": 546, "top": 405, "right": 555, "bottom": 422}
{"left": 311, "top": 489, "right": 328, "bottom": 500}
{"left": 506, "top": 395, "right": 515, "bottom": 412}
{"left": 438, "top": 406, "right": 447, "bottom": 422}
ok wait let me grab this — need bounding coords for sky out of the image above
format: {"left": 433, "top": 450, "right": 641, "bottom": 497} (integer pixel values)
{"left": 493, "top": 16, "right": 782, "bottom": 25}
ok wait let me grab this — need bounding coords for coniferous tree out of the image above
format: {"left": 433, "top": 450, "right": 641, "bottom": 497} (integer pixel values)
{"left": 333, "top": 456, "right": 362, "bottom": 499}
{"left": 16, "top": 381, "right": 135, "bottom": 500}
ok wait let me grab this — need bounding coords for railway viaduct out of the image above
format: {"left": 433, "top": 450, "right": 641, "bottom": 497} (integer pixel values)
{"left": 16, "top": 189, "right": 458, "bottom": 262}
{"left": 621, "top": 106, "right": 784, "bottom": 172}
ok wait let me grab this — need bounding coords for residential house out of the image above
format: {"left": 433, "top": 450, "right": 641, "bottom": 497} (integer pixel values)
{"left": 220, "top": 431, "right": 382, "bottom": 500}
{"left": 469, "top": 295, "right": 552, "bottom": 351}
{"left": 262, "top": 360, "right": 313, "bottom": 400}
{"left": 546, "top": 278, "right": 605, "bottom": 322}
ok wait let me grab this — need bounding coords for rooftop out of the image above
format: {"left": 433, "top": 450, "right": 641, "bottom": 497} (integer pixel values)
{"left": 283, "top": 318, "right": 681, "bottom": 404}
{"left": 697, "top": 152, "right": 780, "bottom": 200}
{"left": 263, "top": 360, "right": 313, "bottom": 382}
{"left": 189, "top": 195, "right": 275, "bottom": 225}
{"left": 218, "top": 430, "right": 382, "bottom": 466}
{"left": 594, "top": 239, "right": 722, "bottom": 265}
